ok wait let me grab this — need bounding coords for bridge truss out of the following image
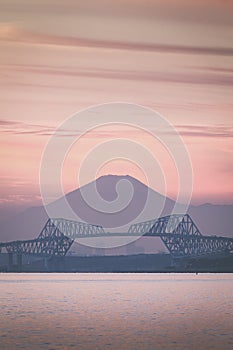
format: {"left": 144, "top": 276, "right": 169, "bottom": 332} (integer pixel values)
{"left": 0, "top": 214, "right": 232, "bottom": 258}
{"left": 128, "top": 214, "right": 233, "bottom": 257}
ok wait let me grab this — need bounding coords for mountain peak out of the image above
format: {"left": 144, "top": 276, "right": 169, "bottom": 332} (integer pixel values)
{"left": 95, "top": 174, "right": 148, "bottom": 188}
{"left": 97, "top": 174, "right": 134, "bottom": 180}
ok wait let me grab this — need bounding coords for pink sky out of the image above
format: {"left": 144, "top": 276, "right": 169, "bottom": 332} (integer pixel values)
{"left": 0, "top": 0, "right": 233, "bottom": 217}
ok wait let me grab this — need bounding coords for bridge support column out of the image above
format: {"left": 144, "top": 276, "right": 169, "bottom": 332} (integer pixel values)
{"left": 17, "top": 254, "right": 22, "bottom": 270}
{"left": 44, "top": 258, "right": 49, "bottom": 271}
{"left": 8, "top": 253, "right": 13, "bottom": 270}
{"left": 7, "top": 253, "right": 23, "bottom": 271}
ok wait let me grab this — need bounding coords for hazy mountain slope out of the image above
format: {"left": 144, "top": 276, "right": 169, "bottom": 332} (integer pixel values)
{"left": 188, "top": 204, "right": 233, "bottom": 237}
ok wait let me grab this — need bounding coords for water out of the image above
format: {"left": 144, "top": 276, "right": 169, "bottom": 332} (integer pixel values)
{"left": 0, "top": 273, "right": 232, "bottom": 350}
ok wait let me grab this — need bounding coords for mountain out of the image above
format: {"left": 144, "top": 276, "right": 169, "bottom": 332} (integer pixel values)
{"left": 0, "top": 175, "right": 232, "bottom": 247}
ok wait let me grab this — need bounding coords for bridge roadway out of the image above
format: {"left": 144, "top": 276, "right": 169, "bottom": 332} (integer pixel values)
{"left": 0, "top": 214, "right": 233, "bottom": 260}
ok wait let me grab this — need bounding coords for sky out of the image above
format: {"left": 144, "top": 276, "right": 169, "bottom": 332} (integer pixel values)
{"left": 0, "top": 0, "right": 233, "bottom": 219}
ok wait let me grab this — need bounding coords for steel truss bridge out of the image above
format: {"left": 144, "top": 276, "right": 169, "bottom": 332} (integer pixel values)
{"left": 0, "top": 214, "right": 233, "bottom": 260}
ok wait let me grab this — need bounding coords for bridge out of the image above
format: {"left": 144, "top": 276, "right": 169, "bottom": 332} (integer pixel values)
{"left": 0, "top": 214, "right": 233, "bottom": 266}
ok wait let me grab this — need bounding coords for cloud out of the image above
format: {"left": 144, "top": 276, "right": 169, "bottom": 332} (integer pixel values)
{"left": 176, "top": 124, "right": 233, "bottom": 138}
{"left": 0, "top": 119, "right": 55, "bottom": 136}
{"left": 4, "top": 63, "right": 233, "bottom": 88}
{"left": 0, "top": 194, "right": 40, "bottom": 204}
{"left": 1, "top": 1, "right": 233, "bottom": 25}
{"left": 0, "top": 119, "right": 132, "bottom": 138}
{"left": 0, "top": 23, "right": 232, "bottom": 57}
{"left": 197, "top": 67, "right": 233, "bottom": 74}
{"left": 1, "top": 119, "right": 233, "bottom": 140}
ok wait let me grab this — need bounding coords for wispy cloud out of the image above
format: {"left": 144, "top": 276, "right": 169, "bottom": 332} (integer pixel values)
{"left": 0, "top": 194, "right": 41, "bottom": 204}
{"left": 1, "top": 119, "right": 233, "bottom": 140}
{"left": 0, "top": 119, "right": 131, "bottom": 138}
{"left": 176, "top": 124, "right": 233, "bottom": 138}
{"left": 1, "top": 1, "right": 233, "bottom": 25}
{"left": 196, "top": 67, "right": 233, "bottom": 74}
{"left": 3, "top": 63, "right": 233, "bottom": 88}
{"left": 1, "top": 24, "right": 232, "bottom": 57}
{"left": 0, "top": 119, "right": 55, "bottom": 136}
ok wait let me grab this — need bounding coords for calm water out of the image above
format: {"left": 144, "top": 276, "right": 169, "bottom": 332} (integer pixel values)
{"left": 0, "top": 273, "right": 232, "bottom": 350}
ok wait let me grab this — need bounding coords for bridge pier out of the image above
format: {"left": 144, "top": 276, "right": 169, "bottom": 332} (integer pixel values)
{"left": 8, "top": 252, "right": 13, "bottom": 269}
{"left": 7, "top": 253, "right": 23, "bottom": 271}
{"left": 44, "top": 257, "right": 49, "bottom": 271}
{"left": 17, "top": 254, "right": 23, "bottom": 270}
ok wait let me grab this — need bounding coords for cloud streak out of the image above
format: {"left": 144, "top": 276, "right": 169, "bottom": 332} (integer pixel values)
{"left": 0, "top": 119, "right": 55, "bottom": 136}
{"left": 1, "top": 119, "right": 233, "bottom": 139}
{"left": 176, "top": 124, "right": 233, "bottom": 139}
{"left": 1, "top": 0, "right": 233, "bottom": 25}
{"left": 3, "top": 64, "right": 233, "bottom": 88}
{"left": 1, "top": 24, "right": 233, "bottom": 57}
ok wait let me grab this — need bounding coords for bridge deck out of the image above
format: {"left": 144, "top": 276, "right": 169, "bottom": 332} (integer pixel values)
{"left": 1, "top": 214, "right": 232, "bottom": 258}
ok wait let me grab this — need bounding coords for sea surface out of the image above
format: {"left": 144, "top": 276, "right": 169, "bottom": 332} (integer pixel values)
{"left": 0, "top": 273, "right": 232, "bottom": 350}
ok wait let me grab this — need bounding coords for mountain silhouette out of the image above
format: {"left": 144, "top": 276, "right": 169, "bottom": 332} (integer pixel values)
{"left": 0, "top": 175, "right": 232, "bottom": 243}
